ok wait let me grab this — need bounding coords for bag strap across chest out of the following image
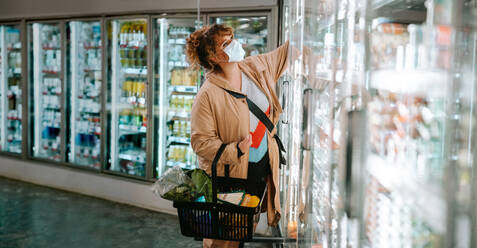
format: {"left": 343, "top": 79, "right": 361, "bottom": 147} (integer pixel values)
{"left": 223, "top": 89, "right": 287, "bottom": 166}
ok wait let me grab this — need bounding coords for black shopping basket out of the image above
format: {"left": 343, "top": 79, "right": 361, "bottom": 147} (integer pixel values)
{"left": 173, "top": 143, "right": 266, "bottom": 242}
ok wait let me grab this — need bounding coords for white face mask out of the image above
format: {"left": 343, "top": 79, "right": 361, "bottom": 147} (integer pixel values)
{"left": 223, "top": 39, "right": 246, "bottom": 62}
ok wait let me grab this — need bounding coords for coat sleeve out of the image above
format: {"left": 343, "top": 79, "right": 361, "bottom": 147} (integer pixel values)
{"left": 258, "top": 40, "right": 291, "bottom": 83}
{"left": 190, "top": 91, "right": 242, "bottom": 167}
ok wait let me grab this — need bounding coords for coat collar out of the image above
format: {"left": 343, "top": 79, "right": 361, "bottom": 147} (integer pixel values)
{"left": 205, "top": 57, "right": 266, "bottom": 95}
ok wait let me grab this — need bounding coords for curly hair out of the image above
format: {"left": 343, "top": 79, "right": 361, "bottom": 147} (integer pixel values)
{"left": 186, "top": 24, "right": 234, "bottom": 71}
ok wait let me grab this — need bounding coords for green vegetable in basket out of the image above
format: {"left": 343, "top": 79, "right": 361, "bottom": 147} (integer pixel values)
{"left": 162, "top": 183, "right": 194, "bottom": 202}
{"left": 190, "top": 169, "right": 213, "bottom": 202}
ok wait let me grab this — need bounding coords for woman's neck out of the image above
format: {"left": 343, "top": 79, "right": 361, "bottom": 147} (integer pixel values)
{"left": 218, "top": 62, "right": 240, "bottom": 80}
{"left": 217, "top": 62, "right": 241, "bottom": 91}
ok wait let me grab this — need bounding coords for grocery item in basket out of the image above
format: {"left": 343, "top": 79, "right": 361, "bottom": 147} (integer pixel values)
{"left": 152, "top": 166, "right": 213, "bottom": 202}
{"left": 217, "top": 191, "right": 245, "bottom": 205}
{"left": 152, "top": 165, "right": 195, "bottom": 201}
{"left": 240, "top": 194, "right": 260, "bottom": 208}
{"left": 190, "top": 169, "right": 213, "bottom": 202}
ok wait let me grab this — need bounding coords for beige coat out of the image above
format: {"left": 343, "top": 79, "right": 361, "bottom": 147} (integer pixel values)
{"left": 191, "top": 41, "right": 290, "bottom": 234}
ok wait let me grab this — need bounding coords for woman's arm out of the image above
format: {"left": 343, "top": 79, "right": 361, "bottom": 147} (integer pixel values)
{"left": 257, "top": 40, "right": 291, "bottom": 83}
{"left": 190, "top": 91, "right": 242, "bottom": 166}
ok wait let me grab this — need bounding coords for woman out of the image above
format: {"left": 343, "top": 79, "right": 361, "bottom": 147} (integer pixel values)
{"left": 186, "top": 24, "right": 289, "bottom": 248}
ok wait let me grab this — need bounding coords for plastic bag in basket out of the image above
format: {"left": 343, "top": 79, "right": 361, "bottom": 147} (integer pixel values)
{"left": 152, "top": 166, "right": 195, "bottom": 201}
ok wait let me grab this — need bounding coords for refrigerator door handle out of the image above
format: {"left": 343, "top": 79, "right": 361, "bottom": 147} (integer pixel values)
{"left": 302, "top": 88, "right": 313, "bottom": 150}
{"left": 281, "top": 80, "right": 289, "bottom": 124}
{"left": 344, "top": 109, "right": 364, "bottom": 219}
{"left": 298, "top": 88, "right": 314, "bottom": 239}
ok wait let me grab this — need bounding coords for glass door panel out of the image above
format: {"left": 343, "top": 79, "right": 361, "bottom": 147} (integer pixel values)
{"left": 106, "top": 18, "right": 148, "bottom": 177}
{"left": 67, "top": 21, "right": 102, "bottom": 168}
{"left": 0, "top": 25, "right": 22, "bottom": 154}
{"left": 30, "top": 23, "right": 62, "bottom": 161}
{"left": 209, "top": 15, "right": 269, "bottom": 56}
{"left": 153, "top": 17, "right": 200, "bottom": 178}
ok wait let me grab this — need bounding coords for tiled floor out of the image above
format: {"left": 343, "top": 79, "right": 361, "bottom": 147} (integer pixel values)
{"left": 0, "top": 177, "right": 272, "bottom": 248}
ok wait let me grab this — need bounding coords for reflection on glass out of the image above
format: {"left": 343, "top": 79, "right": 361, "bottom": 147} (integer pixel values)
{"left": 107, "top": 19, "right": 148, "bottom": 177}
{"left": 67, "top": 21, "right": 102, "bottom": 168}
{"left": 364, "top": 24, "right": 451, "bottom": 246}
{"left": 31, "top": 23, "right": 62, "bottom": 161}
{"left": 0, "top": 25, "right": 22, "bottom": 153}
{"left": 210, "top": 16, "right": 269, "bottom": 57}
{"left": 154, "top": 18, "right": 200, "bottom": 178}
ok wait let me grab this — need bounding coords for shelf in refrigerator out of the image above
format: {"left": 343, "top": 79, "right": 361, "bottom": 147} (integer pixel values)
{"left": 9, "top": 68, "right": 21, "bottom": 75}
{"left": 168, "top": 61, "right": 189, "bottom": 68}
{"left": 168, "top": 111, "right": 191, "bottom": 120}
{"left": 314, "top": 69, "right": 344, "bottom": 84}
{"left": 42, "top": 46, "right": 61, "bottom": 50}
{"left": 367, "top": 154, "right": 446, "bottom": 233}
{"left": 84, "top": 45, "right": 102, "bottom": 50}
{"left": 169, "top": 85, "right": 197, "bottom": 94}
{"left": 119, "top": 125, "right": 147, "bottom": 135}
{"left": 371, "top": 70, "right": 448, "bottom": 97}
{"left": 168, "top": 136, "right": 190, "bottom": 144}
{"left": 7, "top": 46, "right": 21, "bottom": 52}
{"left": 122, "top": 68, "right": 148, "bottom": 76}
{"left": 79, "top": 110, "right": 101, "bottom": 115}
{"left": 166, "top": 160, "right": 191, "bottom": 169}
{"left": 42, "top": 71, "right": 61, "bottom": 77}
{"left": 84, "top": 68, "right": 101, "bottom": 73}
{"left": 168, "top": 39, "right": 187, "bottom": 45}
{"left": 372, "top": 0, "right": 426, "bottom": 11}
{"left": 118, "top": 153, "right": 146, "bottom": 163}
{"left": 43, "top": 106, "right": 61, "bottom": 111}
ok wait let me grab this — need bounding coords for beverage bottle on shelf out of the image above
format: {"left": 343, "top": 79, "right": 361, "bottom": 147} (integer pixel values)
{"left": 180, "top": 121, "right": 186, "bottom": 137}
{"left": 91, "top": 142, "right": 100, "bottom": 160}
{"left": 120, "top": 23, "right": 128, "bottom": 47}
{"left": 119, "top": 109, "right": 131, "bottom": 125}
{"left": 167, "top": 147, "right": 172, "bottom": 161}
{"left": 186, "top": 121, "right": 191, "bottom": 138}
{"left": 137, "top": 81, "right": 146, "bottom": 106}
{"left": 141, "top": 109, "right": 147, "bottom": 128}
{"left": 138, "top": 24, "right": 145, "bottom": 49}
{"left": 173, "top": 121, "right": 179, "bottom": 137}
{"left": 181, "top": 146, "right": 187, "bottom": 163}
{"left": 122, "top": 80, "right": 131, "bottom": 99}
{"left": 170, "top": 95, "right": 177, "bottom": 111}
{"left": 177, "top": 121, "right": 184, "bottom": 137}
{"left": 172, "top": 146, "right": 178, "bottom": 162}
{"left": 126, "top": 24, "right": 133, "bottom": 48}
{"left": 171, "top": 70, "right": 178, "bottom": 85}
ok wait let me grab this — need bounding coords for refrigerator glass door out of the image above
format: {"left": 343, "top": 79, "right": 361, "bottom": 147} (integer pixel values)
{"left": 209, "top": 15, "right": 269, "bottom": 56}
{"left": 67, "top": 21, "right": 102, "bottom": 168}
{"left": 30, "top": 23, "right": 62, "bottom": 161}
{"left": 363, "top": 22, "right": 451, "bottom": 247}
{"left": 154, "top": 17, "right": 200, "bottom": 178}
{"left": 0, "top": 25, "right": 22, "bottom": 154}
{"left": 106, "top": 18, "right": 148, "bottom": 178}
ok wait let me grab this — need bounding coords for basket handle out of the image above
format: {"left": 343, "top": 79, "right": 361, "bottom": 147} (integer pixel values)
{"left": 211, "top": 143, "right": 228, "bottom": 203}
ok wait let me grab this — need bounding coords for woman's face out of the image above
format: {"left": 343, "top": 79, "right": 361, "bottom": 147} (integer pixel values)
{"left": 212, "top": 34, "right": 233, "bottom": 63}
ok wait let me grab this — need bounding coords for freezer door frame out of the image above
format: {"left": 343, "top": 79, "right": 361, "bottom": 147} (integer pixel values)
{"left": 26, "top": 20, "right": 67, "bottom": 164}
{"left": 64, "top": 18, "right": 103, "bottom": 169}
{"left": 0, "top": 22, "right": 24, "bottom": 157}
{"left": 150, "top": 14, "right": 207, "bottom": 179}
{"left": 104, "top": 15, "right": 151, "bottom": 181}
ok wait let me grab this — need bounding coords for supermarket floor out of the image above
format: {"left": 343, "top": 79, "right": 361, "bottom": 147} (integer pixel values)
{"left": 0, "top": 176, "right": 271, "bottom": 248}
